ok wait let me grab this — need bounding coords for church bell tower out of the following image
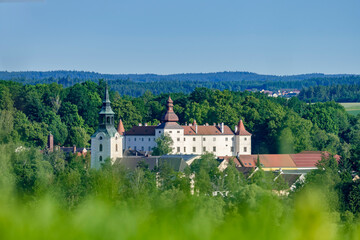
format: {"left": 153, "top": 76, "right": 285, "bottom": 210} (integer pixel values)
{"left": 91, "top": 85, "right": 123, "bottom": 169}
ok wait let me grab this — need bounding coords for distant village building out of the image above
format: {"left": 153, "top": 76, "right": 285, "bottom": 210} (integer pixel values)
{"left": 90, "top": 88, "right": 252, "bottom": 169}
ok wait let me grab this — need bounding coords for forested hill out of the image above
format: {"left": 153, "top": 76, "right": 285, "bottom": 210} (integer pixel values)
{"left": 0, "top": 70, "right": 353, "bottom": 82}
{"left": 1, "top": 71, "right": 360, "bottom": 97}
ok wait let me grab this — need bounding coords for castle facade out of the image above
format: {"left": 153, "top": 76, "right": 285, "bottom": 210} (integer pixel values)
{"left": 91, "top": 88, "right": 252, "bottom": 169}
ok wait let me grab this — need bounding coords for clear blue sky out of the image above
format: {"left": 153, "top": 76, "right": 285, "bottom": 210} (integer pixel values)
{"left": 0, "top": 0, "right": 359, "bottom": 75}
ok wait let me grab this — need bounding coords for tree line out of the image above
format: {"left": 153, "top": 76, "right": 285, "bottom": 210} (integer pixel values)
{"left": 299, "top": 84, "right": 360, "bottom": 102}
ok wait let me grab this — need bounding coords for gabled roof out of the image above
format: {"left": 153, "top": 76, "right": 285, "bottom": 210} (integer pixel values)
{"left": 182, "top": 125, "right": 234, "bottom": 135}
{"left": 125, "top": 126, "right": 157, "bottom": 135}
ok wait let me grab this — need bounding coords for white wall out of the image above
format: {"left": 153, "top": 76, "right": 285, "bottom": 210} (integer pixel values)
{"left": 91, "top": 132, "right": 123, "bottom": 169}
{"left": 235, "top": 135, "right": 251, "bottom": 155}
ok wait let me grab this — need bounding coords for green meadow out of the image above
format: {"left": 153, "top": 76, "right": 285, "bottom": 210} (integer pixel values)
{"left": 339, "top": 102, "right": 360, "bottom": 116}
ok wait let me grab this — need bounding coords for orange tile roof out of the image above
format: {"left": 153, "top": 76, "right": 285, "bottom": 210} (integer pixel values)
{"left": 258, "top": 154, "right": 296, "bottom": 168}
{"left": 117, "top": 119, "right": 125, "bottom": 135}
{"left": 238, "top": 155, "right": 256, "bottom": 167}
{"left": 290, "top": 151, "right": 337, "bottom": 168}
{"left": 182, "top": 125, "right": 234, "bottom": 135}
{"left": 236, "top": 119, "right": 252, "bottom": 136}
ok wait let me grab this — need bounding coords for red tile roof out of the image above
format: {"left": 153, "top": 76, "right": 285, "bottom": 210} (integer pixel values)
{"left": 258, "top": 154, "right": 296, "bottom": 168}
{"left": 182, "top": 125, "right": 234, "bottom": 135}
{"left": 290, "top": 151, "right": 335, "bottom": 168}
{"left": 238, "top": 155, "right": 256, "bottom": 167}
{"left": 125, "top": 126, "right": 156, "bottom": 135}
{"left": 236, "top": 119, "right": 252, "bottom": 136}
{"left": 117, "top": 119, "right": 125, "bottom": 135}
{"left": 218, "top": 156, "right": 241, "bottom": 167}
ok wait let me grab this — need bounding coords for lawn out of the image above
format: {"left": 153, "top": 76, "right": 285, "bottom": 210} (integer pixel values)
{"left": 339, "top": 102, "right": 360, "bottom": 116}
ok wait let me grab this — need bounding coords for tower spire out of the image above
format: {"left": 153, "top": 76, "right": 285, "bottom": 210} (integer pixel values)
{"left": 161, "top": 96, "right": 179, "bottom": 122}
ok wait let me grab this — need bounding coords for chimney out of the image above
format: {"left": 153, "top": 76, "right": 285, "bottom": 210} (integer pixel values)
{"left": 139, "top": 123, "right": 142, "bottom": 126}
{"left": 47, "top": 133, "right": 54, "bottom": 152}
{"left": 205, "top": 123, "right": 209, "bottom": 126}
{"left": 221, "top": 123, "right": 224, "bottom": 133}
{"left": 145, "top": 123, "right": 148, "bottom": 126}
{"left": 235, "top": 125, "right": 238, "bottom": 133}
{"left": 73, "top": 145, "right": 76, "bottom": 154}
{"left": 195, "top": 124, "right": 198, "bottom": 134}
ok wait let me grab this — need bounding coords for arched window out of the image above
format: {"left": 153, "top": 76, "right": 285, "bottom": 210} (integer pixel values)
{"left": 99, "top": 144, "right": 103, "bottom": 152}
{"left": 107, "top": 117, "right": 110, "bottom": 124}
{"left": 116, "top": 144, "right": 118, "bottom": 152}
{"left": 99, "top": 156, "right": 102, "bottom": 162}
{"left": 99, "top": 136, "right": 103, "bottom": 140}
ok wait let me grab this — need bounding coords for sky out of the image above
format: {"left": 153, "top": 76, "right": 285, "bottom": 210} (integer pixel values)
{"left": 0, "top": 0, "right": 359, "bottom": 75}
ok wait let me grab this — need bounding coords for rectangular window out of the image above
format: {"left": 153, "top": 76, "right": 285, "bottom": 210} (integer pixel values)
{"left": 244, "top": 147, "right": 247, "bottom": 152}
{"left": 193, "top": 147, "right": 196, "bottom": 153}
{"left": 177, "top": 138, "right": 180, "bottom": 141}
{"left": 225, "top": 137, "right": 228, "bottom": 141}
{"left": 203, "top": 147, "right": 206, "bottom": 152}
{"left": 128, "top": 138, "right": 130, "bottom": 142}
{"left": 142, "top": 138, "right": 144, "bottom": 141}
{"left": 134, "top": 138, "right": 137, "bottom": 141}
{"left": 203, "top": 137, "right": 206, "bottom": 141}
{"left": 177, "top": 147, "right": 180, "bottom": 152}
{"left": 213, "top": 137, "right": 216, "bottom": 141}
{"left": 169, "top": 131, "right": 172, "bottom": 133}
{"left": 213, "top": 146, "right": 216, "bottom": 152}
{"left": 184, "top": 147, "right": 186, "bottom": 152}
{"left": 141, "top": 146, "right": 144, "bottom": 151}
{"left": 184, "top": 138, "right": 186, "bottom": 141}
{"left": 231, "top": 147, "right": 234, "bottom": 152}
{"left": 149, "top": 138, "right": 151, "bottom": 141}
{"left": 134, "top": 146, "right": 137, "bottom": 150}
{"left": 244, "top": 137, "right": 247, "bottom": 141}
{"left": 193, "top": 137, "right": 196, "bottom": 141}
{"left": 177, "top": 131, "right": 180, "bottom": 133}
{"left": 148, "top": 146, "right": 151, "bottom": 151}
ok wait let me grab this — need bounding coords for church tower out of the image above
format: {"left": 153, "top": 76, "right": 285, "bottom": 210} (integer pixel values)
{"left": 91, "top": 85, "right": 123, "bottom": 169}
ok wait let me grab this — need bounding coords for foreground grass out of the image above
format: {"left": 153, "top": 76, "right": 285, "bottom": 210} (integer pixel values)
{"left": 0, "top": 189, "right": 359, "bottom": 240}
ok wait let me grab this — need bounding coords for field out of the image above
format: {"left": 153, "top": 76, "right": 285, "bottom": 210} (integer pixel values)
{"left": 339, "top": 102, "right": 360, "bottom": 116}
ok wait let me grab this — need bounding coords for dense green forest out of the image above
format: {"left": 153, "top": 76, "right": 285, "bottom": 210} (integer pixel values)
{"left": 1, "top": 71, "right": 360, "bottom": 96}
{"left": 1, "top": 80, "right": 360, "bottom": 239}
{"left": 299, "top": 84, "right": 360, "bottom": 102}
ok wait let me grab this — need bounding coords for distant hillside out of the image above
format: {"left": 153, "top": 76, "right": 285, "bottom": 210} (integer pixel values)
{"left": 1, "top": 70, "right": 359, "bottom": 97}
{"left": 0, "top": 70, "right": 355, "bottom": 82}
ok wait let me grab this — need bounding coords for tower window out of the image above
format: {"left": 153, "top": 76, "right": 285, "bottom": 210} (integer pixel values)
{"left": 244, "top": 137, "right": 247, "bottom": 141}
{"left": 99, "top": 156, "right": 102, "bottom": 162}
{"left": 193, "top": 137, "right": 196, "bottom": 141}
{"left": 231, "top": 146, "right": 234, "bottom": 152}
{"left": 225, "top": 137, "right": 228, "bottom": 141}
{"left": 99, "top": 136, "right": 103, "bottom": 140}
{"left": 99, "top": 144, "right": 103, "bottom": 152}
{"left": 244, "top": 147, "right": 247, "bottom": 152}
{"left": 203, "top": 138, "right": 206, "bottom": 141}
{"left": 116, "top": 144, "right": 118, "bottom": 152}
{"left": 107, "top": 117, "right": 110, "bottom": 124}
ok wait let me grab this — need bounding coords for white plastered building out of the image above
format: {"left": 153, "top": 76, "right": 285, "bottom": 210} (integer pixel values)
{"left": 91, "top": 95, "right": 252, "bottom": 169}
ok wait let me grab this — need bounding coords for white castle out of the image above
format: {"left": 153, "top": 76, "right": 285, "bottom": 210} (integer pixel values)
{"left": 91, "top": 87, "right": 252, "bottom": 169}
